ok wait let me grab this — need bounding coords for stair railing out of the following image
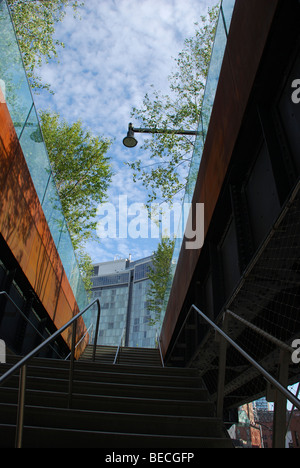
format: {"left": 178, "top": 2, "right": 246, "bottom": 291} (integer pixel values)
{"left": 156, "top": 329, "right": 165, "bottom": 368}
{"left": 64, "top": 323, "right": 93, "bottom": 361}
{"left": 113, "top": 326, "right": 126, "bottom": 364}
{"left": 0, "top": 298, "right": 101, "bottom": 448}
{"left": 168, "top": 304, "right": 300, "bottom": 448}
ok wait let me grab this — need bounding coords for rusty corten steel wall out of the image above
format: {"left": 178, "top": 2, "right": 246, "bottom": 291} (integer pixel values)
{"left": 0, "top": 88, "right": 88, "bottom": 358}
{"left": 160, "top": 0, "right": 280, "bottom": 358}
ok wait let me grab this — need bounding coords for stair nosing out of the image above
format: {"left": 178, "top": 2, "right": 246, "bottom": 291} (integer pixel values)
{"left": 0, "top": 401, "right": 221, "bottom": 424}
{"left": 0, "top": 422, "right": 232, "bottom": 444}
{"left": 3, "top": 374, "right": 206, "bottom": 393}
{"left": 0, "top": 386, "right": 213, "bottom": 407}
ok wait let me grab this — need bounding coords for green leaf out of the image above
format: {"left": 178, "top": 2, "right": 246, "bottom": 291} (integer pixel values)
{"left": 39, "top": 110, "right": 113, "bottom": 283}
{"left": 146, "top": 238, "right": 175, "bottom": 326}
{"left": 7, "top": 0, "right": 84, "bottom": 93}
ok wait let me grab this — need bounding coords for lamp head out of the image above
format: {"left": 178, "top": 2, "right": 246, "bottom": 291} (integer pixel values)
{"left": 123, "top": 123, "right": 138, "bottom": 148}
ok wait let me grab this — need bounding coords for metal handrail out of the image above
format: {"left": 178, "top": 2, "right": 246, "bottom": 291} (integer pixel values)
{"left": 226, "top": 309, "right": 294, "bottom": 354}
{"left": 113, "top": 327, "right": 126, "bottom": 365}
{"left": 156, "top": 330, "right": 165, "bottom": 368}
{"left": 64, "top": 323, "right": 93, "bottom": 360}
{"left": 0, "top": 298, "right": 101, "bottom": 447}
{"left": 178, "top": 305, "right": 300, "bottom": 411}
{"left": 0, "top": 291, "right": 64, "bottom": 359}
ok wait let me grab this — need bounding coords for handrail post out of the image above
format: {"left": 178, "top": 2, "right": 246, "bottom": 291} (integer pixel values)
{"left": 113, "top": 327, "right": 126, "bottom": 365}
{"left": 68, "top": 320, "right": 77, "bottom": 409}
{"left": 0, "top": 297, "right": 102, "bottom": 445}
{"left": 189, "top": 305, "right": 300, "bottom": 413}
{"left": 156, "top": 330, "right": 165, "bottom": 368}
{"left": 273, "top": 349, "right": 290, "bottom": 448}
{"left": 15, "top": 364, "right": 27, "bottom": 448}
{"left": 92, "top": 300, "right": 101, "bottom": 362}
{"left": 216, "top": 313, "right": 228, "bottom": 419}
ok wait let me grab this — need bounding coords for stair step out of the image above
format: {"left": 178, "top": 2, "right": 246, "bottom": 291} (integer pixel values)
{"left": 0, "top": 387, "right": 216, "bottom": 416}
{"left": 0, "top": 374, "right": 209, "bottom": 400}
{"left": 0, "top": 349, "right": 233, "bottom": 448}
{"left": 0, "top": 403, "right": 225, "bottom": 438}
{"left": 0, "top": 423, "right": 233, "bottom": 448}
{"left": 80, "top": 345, "right": 162, "bottom": 366}
{"left": 0, "top": 365, "right": 202, "bottom": 389}
{"left": 3, "top": 355, "right": 198, "bottom": 377}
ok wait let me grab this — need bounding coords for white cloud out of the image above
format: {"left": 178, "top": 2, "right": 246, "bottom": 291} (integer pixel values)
{"left": 35, "top": 0, "right": 217, "bottom": 263}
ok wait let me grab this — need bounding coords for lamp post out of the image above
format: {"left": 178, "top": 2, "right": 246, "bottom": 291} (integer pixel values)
{"left": 123, "top": 122, "right": 198, "bottom": 148}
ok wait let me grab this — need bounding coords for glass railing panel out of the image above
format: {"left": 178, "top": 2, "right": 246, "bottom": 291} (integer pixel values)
{"left": 18, "top": 105, "right": 51, "bottom": 203}
{"left": 41, "top": 175, "right": 65, "bottom": 248}
{"left": 201, "top": 11, "right": 227, "bottom": 142}
{"left": 159, "top": 0, "right": 236, "bottom": 329}
{"left": 56, "top": 220, "right": 88, "bottom": 311}
{"left": 56, "top": 220, "right": 77, "bottom": 281}
{"left": 73, "top": 274, "right": 88, "bottom": 312}
{"left": 0, "top": 0, "right": 88, "bottom": 312}
{"left": 0, "top": 1, "right": 32, "bottom": 138}
{"left": 221, "top": 0, "right": 236, "bottom": 35}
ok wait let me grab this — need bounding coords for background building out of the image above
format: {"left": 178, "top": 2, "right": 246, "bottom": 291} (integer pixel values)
{"left": 85, "top": 256, "right": 157, "bottom": 348}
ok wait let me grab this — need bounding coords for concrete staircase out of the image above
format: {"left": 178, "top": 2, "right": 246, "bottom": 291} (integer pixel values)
{"left": 0, "top": 347, "right": 233, "bottom": 448}
{"left": 80, "top": 344, "right": 162, "bottom": 366}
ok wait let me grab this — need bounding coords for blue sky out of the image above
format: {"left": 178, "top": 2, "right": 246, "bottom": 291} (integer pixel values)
{"left": 34, "top": 0, "right": 217, "bottom": 264}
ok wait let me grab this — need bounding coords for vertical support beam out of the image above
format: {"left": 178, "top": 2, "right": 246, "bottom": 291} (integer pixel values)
{"left": 68, "top": 320, "right": 77, "bottom": 409}
{"left": 257, "top": 104, "right": 294, "bottom": 203}
{"left": 273, "top": 349, "right": 290, "bottom": 448}
{"left": 18, "top": 294, "right": 34, "bottom": 354}
{"left": 125, "top": 271, "right": 134, "bottom": 347}
{"left": 230, "top": 184, "right": 255, "bottom": 271}
{"left": 209, "top": 242, "right": 224, "bottom": 319}
{"left": 92, "top": 300, "right": 101, "bottom": 362}
{"left": 216, "top": 313, "right": 229, "bottom": 419}
{"left": 0, "top": 268, "right": 17, "bottom": 327}
{"left": 15, "top": 365, "right": 27, "bottom": 448}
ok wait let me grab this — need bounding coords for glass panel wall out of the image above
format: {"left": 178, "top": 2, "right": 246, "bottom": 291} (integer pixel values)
{"left": 160, "top": 0, "right": 236, "bottom": 326}
{"left": 0, "top": 0, "right": 88, "bottom": 312}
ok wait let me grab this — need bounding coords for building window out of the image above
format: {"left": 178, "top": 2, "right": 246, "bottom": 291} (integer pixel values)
{"left": 134, "top": 262, "right": 152, "bottom": 281}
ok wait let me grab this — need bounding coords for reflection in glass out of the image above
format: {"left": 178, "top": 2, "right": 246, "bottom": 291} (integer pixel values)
{"left": 0, "top": 0, "right": 88, "bottom": 312}
{"left": 160, "top": 0, "right": 236, "bottom": 328}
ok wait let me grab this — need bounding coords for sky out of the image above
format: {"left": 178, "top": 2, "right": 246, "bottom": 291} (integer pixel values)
{"left": 34, "top": 0, "right": 217, "bottom": 264}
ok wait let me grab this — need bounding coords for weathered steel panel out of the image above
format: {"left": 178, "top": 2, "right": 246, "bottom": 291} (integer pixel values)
{"left": 160, "top": 0, "right": 280, "bottom": 357}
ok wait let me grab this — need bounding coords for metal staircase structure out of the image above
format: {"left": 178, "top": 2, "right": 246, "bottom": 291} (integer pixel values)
{"left": 0, "top": 347, "right": 232, "bottom": 448}
{"left": 80, "top": 344, "right": 162, "bottom": 367}
{"left": 1, "top": 295, "right": 300, "bottom": 448}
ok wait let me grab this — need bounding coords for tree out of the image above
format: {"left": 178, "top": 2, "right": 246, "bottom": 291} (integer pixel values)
{"left": 76, "top": 245, "right": 94, "bottom": 295}
{"left": 40, "top": 111, "right": 113, "bottom": 247}
{"left": 7, "top": 0, "right": 84, "bottom": 93}
{"left": 39, "top": 111, "right": 113, "bottom": 288}
{"left": 147, "top": 237, "right": 175, "bottom": 326}
{"left": 127, "top": 5, "right": 219, "bottom": 208}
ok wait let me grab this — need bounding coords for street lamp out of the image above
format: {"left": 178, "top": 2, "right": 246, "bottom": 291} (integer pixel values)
{"left": 123, "top": 122, "right": 198, "bottom": 148}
